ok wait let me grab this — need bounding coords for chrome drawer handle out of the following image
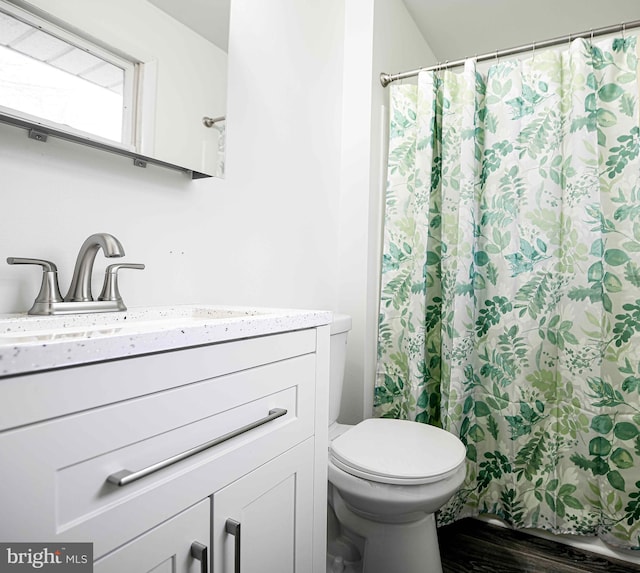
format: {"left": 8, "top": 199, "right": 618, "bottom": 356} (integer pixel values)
{"left": 191, "top": 541, "right": 209, "bottom": 573}
{"left": 226, "top": 519, "right": 241, "bottom": 573}
{"left": 106, "top": 408, "right": 288, "bottom": 487}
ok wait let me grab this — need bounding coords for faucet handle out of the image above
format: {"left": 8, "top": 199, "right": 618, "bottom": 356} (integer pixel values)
{"left": 6, "top": 257, "right": 64, "bottom": 312}
{"left": 98, "top": 263, "right": 145, "bottom": 308}
{"left": 7, "top": 257, "right": 58, "bottom": 272}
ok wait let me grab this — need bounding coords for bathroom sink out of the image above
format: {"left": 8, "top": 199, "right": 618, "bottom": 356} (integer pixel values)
{"left": 0, "top": 306, "right": 273, "bottom": 342}
{"left": 0, "top": 304, "right": 332, "bottom": 377}
{"left": 0, "top": 306, "right": 271, "bottom": 344}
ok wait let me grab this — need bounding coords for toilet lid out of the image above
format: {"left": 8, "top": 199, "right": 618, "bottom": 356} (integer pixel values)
{"left": 329, "top": 418, "right": 466, "bottom": 485}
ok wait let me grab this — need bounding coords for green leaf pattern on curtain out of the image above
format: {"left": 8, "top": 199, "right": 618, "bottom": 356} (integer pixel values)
{"left": 376, "top": 36, "right": 640, "bottom": 548}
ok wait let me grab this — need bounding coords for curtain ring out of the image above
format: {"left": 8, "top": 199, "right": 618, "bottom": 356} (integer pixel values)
{"left": 622, "top": 22, "right": 626, "bottom": 39}
{"left": 590, "top": 28, "right": 594, "bottom": 44}
{"left": 532, "top": 41, "right": 536, "bottom": 60}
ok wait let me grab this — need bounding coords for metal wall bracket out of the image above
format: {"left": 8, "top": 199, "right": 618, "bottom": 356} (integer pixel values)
{"left": 28, "top": 129, "right": 48, "bottom": 142}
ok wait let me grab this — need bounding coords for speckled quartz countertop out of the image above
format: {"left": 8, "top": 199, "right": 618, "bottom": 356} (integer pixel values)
{"left": 0, "top": 305, "right": 332, "bottom": 377}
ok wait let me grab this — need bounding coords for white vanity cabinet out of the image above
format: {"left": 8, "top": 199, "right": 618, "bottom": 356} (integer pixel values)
{"left": 0, "top": 318, "right": 330, "bottom": 573}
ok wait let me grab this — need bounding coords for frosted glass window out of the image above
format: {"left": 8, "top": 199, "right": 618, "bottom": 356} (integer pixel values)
{"left": 0, "top": 7, "right": 133, "bottom": 145}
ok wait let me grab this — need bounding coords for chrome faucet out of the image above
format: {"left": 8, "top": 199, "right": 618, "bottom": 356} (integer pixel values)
{"left": 65, "top": 233, "right": 125, "bottom": 302}
{"left": 7, "top": 233, "right": 144, "bottom": 315}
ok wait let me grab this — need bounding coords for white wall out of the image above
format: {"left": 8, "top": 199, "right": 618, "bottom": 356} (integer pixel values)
{"left": 0, "top": 0, "right": 428, "bottom": 428}
{"left": 209, "top": 0, "right": 345, "bottom": 310}
{"left": 0, "top": 0, "right": 344, "bottom": 316}
{"left": 337, "top": 0, "right": 436, "bottom": 423}
{"left": 0, "top": 0, "right": 427, "bottom": 432}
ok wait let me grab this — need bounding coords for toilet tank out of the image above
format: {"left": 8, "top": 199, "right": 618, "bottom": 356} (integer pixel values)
{"left": 329, "top": 314, "right": 352, "bottom": 426}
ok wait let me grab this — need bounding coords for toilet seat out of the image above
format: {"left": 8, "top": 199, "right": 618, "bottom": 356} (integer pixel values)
{"left": 329, "top": 418, "right": 466, "bottom": 485}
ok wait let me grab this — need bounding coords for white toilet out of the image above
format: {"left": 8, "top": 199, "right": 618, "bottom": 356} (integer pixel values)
{"left": 327, "top": 314, "right": 467, "bottom": 573}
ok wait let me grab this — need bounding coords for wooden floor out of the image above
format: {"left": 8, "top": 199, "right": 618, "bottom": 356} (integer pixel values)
{"left": 438, "top": 518, "right": 640, "bottom": 573}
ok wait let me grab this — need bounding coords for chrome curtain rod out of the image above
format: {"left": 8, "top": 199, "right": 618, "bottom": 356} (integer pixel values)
{"left": 380, "top": 19, "right": 640, "bottom": 87}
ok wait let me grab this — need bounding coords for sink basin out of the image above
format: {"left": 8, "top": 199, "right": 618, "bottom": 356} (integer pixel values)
{"left": 0, "top": 304, "right": 332, "bottom": 377}
{"left": 0, "top": 306, "right": 272, "bottom": 344}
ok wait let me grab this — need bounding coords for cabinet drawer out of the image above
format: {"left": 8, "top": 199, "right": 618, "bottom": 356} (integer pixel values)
{"left": 0, "top": 352, "right": 316, "bottom": 558}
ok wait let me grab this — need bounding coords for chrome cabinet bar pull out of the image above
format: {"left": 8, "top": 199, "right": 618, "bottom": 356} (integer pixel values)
{"left": 106, "top": 408, "right": 287, "bottom": 487}
{"left": 225, "top": 519, "right": 241, "bottom": 573}
{"left": 191, "top": 541, "right": 209, "bottom": 573}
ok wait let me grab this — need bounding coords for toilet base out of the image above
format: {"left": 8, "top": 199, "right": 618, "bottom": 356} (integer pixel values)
{"left": 327, "top": 494, "right": 363, "bottom": 573}
{"left": 331, "top": 488, "right": 443, "bottom": 573}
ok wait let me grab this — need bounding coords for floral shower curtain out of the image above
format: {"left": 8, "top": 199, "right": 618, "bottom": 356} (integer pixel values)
{"left": 376, "top": 35, "right": 640, "bottom": 548}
